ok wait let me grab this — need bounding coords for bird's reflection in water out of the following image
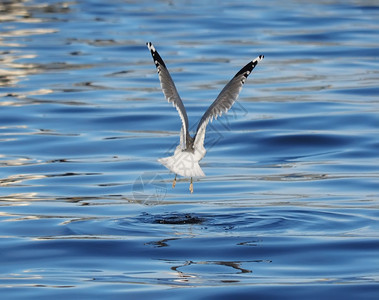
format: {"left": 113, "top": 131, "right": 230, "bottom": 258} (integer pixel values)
{"left": 167, "top": 260, "right": 259, "bottom": 284}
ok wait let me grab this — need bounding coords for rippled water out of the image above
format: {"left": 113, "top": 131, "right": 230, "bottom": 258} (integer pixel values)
{"left": 1, "top": 0, "right": 379, "bottom": 299}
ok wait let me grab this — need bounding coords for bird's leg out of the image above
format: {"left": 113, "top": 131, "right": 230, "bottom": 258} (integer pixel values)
{"left": 172, "top": 174, "right": 177, "bottom": 188}
{"left": 189, "top": 177, "right": 193, "bottom": 194}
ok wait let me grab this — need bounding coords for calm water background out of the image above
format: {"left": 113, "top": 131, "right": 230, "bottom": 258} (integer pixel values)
{"left": 1, "top": 0, "right": 379, "bottom": 299}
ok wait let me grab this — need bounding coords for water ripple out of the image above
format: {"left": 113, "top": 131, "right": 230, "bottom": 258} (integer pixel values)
{"left": 1, "top": 0, "right": 379, "bottom": 298}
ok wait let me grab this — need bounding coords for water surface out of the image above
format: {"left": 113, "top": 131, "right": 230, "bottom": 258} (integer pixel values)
{"left": 1, "top": 0, "right": 379, "bottom": 299}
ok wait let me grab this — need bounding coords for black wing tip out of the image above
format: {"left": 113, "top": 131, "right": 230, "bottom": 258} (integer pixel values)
{"left": 146, "top": 42, "right": 155, "bottom": 52}
{"left": 146, "top": 42, "right": 166, "bottom": 69}
{"left": 234, "top": 54, "right": 264, "bottom": 78}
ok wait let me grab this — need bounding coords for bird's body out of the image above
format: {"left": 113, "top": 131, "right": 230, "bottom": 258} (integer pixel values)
{"left": 158, "top": 140, "right": 205, "bottom": 178}
{"left": 147, "top": 42, "right": 263, "bottom": 193}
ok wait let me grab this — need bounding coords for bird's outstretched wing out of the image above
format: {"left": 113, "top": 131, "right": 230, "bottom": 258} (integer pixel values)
{"left": 194, "top": 55, "right": 264, "bottom": 151}
{"left": 147, "top": 42, "right": 189, "bottom": 149}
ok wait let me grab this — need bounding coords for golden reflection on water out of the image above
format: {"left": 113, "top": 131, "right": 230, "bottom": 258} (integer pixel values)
{"left": 0, "top": 174, "right": 47, "bottom": 186}
{"left": 0, "top": 0, "right": 72, "bottom": 89}
{"left": 0, "top": 2, "right": 73, "bottom": 204}
{"left": 1, "top": 2, "right": 42, "bottom": 86}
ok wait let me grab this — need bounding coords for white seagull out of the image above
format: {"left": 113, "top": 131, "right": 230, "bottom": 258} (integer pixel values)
{"left": 147, "top": 42, "right": 263, "bottom": 193}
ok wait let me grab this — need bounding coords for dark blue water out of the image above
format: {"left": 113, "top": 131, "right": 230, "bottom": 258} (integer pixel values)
{"left": 1, "top": 0, "right": 379, "bottom": 299}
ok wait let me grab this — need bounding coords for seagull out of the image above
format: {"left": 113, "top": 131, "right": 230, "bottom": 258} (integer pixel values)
{"left": 147, "top": 42, "right": 263, "bottom": 193}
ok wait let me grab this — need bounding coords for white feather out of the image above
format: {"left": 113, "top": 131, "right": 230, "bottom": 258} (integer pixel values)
{"left": 147, "top": 42, "right": 263, "bottom": 178}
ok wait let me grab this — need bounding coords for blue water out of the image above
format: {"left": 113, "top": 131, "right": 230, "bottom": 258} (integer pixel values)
{"left": 1, "top": 0, "right": 379, "bottom": 299}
